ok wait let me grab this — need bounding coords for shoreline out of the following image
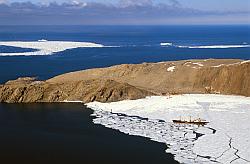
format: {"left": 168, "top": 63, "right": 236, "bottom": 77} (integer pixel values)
{"left": 1, "top": 58, "right": 250, "bottom": 104}
{"left": 0, "top": 103, "right": 179, "bottom": 164}
{"left": 46, "top": 94, "right": 250, "bottom": 163}
{"left": 87, "top": 94, "right": 250, "bottom": 163}
{"left": 1, "top": 94, "right": 249, "bottom": 163}
{"left": 0, "top": 58, "right": 249, "bottom": 163}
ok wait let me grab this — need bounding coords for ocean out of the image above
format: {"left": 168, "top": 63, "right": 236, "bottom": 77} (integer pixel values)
{"left": 0, "top": 25, "right": 249, "bottom": 163}
{"left": 0, "top": 25, "right": 249, "bottom": 83}
{"left": 0, "top": 103, "right": 177, "bottom": 164}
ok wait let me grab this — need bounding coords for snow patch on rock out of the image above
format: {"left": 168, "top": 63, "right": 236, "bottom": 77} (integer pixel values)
{"left": 167, "top": 66, "right": 176, "bottom": 72}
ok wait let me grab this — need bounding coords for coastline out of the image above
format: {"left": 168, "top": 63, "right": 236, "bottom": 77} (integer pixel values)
{"left": 0, "top": 103, "right": 179, "bottom": 164}
{"left": 86, "top": 94, "right": 250, "bottom": 163}
{"left": 57, "top": 94, "right": 250, "bottom": 163}
{"left": 0, "top": 59, "right": 249, "bottom": 104}
{"left": 0, "top": 59, "right": 249, "bottom": 163}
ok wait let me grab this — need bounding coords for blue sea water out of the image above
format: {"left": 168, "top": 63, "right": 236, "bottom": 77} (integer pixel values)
{"left": 0, "top": 25, "right": 250, "bottom": 83}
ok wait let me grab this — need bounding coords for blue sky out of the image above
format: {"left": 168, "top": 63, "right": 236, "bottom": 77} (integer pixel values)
{"left": 0, "top": 0, "right": 249, "bottom": 25}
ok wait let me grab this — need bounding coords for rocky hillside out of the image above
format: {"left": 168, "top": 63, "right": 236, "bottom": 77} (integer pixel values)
{"left": 0, "top": 78, "right": 153, "bottom": 103}
{"left": 48, "top": 59, "right": 250, "bottom": 96}
{"left": 0, "top": 59, "right": 249, "bottom": 103}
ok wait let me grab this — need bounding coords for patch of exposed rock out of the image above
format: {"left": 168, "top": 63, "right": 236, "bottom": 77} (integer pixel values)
{"left": 0, "top": 78, "right": 154, "bottom": 103}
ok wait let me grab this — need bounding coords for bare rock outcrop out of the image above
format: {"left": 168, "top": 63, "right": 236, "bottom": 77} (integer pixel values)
{"left": 48, "top": 59, "right": 250, "bottom": 96}
{"left": 194, "top": 61, "right": 250, "bottom": 96}
{"left": 0, "top": 59, "right": 249, "bottom": 103}
{"left": 0, "top": 78, "right": 154, "bottom": 103}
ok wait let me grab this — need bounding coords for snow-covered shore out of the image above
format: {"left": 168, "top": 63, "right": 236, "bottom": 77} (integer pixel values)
{"left": 87, "top": 94, "right": 250, "bottom": 164}
{"left": 0, "top": 41, "right": 103, "bottom": 56}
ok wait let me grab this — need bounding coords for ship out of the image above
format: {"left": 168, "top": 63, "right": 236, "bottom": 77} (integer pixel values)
{"left": 173, "top": 116, "right": 209, "bottom": 126}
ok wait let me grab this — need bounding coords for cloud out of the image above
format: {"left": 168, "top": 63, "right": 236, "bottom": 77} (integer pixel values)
{"left": 0, "top": 0, "right": 7, "bottom": 4}
{"left": 168, "top": 0, "right": 181, "bottom": 7}
{"left": 119, "top": 0, "right": 153, "bottom": 7}
{"left": 0, "top": 1, "right": 249, "bottom": 25}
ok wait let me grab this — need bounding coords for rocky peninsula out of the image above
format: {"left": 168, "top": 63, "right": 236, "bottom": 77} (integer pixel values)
{"left": 0, "top": 59, "right": 249, "bottom": 103}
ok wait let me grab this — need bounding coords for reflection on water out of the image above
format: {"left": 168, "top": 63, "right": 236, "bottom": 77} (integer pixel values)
{"left": 0, "top": 103, "right": 178, "bottom": 164}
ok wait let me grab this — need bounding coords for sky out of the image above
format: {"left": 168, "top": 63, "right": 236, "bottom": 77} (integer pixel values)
{"left": 0, "top": 0, "right": 249, "bottom": 25}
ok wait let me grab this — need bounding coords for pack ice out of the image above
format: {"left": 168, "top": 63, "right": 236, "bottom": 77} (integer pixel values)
{"left": 87, "top": 94, "right": 250, "bottom": 164}
{"left": 0, "top": 41, "right": 103, "bottom": 56}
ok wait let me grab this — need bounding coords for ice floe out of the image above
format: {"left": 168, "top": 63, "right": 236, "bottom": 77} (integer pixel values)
{"left": 178, "top": 45, "right": 250, "bottom": 49}
{"left": 0, "top": 41, "right": 104, "bottom": 56}
{"left": 38, "top": 39, "right": 48, "bottom": 42}
{"left": 87, "top": 94, "right": 250, "bottom": 164}
{"left": 160, "top": 42, "right": 173, "bottom": 46}
{"left": 159, "top": 43, "right": 250, "bottom": 49}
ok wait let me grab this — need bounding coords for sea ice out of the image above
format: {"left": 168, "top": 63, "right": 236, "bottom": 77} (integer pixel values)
{"left": 160, "top": 42, "right": 173, "bottom": 46}
{"left": 178, "top": 45, "right": 250, "bottom": 49}
{"left": 0, "top": 41, "right": 104, "bottom": 56}
{"left": 87, "top": 94, "right": 250, "bottom": 164}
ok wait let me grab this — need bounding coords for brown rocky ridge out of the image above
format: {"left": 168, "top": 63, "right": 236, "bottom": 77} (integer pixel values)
{"left": 0, "top": 59, "right": 249, "bottom": 103}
